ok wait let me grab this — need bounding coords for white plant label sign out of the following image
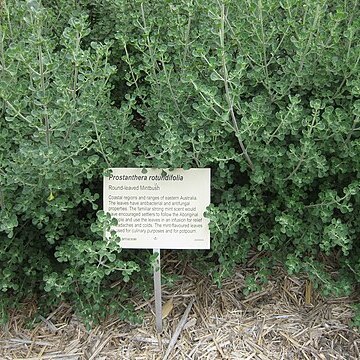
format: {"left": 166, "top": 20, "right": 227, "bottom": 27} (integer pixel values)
{"left": 103, "top": 168, "right": 211, "bottom": 249}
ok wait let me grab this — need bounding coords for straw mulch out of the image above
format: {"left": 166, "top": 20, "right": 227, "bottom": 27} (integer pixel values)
{"left": 1, "top": 258, "right": 359, "bottom": 360}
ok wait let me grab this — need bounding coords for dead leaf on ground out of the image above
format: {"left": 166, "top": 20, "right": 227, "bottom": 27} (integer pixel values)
{"left": 162, "top": 299, "right": 174, "bottom": 319}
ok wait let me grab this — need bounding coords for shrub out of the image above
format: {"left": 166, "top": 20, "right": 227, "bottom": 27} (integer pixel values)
{"left": 0, "top": 0, "right": 141, "bottom": 323}
{"left": 105, "top": 0, "right": 360, "bottom": 294}
{"left": 1, "top": 0, "right": 359, "bottom": 323}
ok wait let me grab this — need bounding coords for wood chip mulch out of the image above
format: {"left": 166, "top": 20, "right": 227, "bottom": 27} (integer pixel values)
{"left": 1, "top": 259, "right": 359, "bottom": 360}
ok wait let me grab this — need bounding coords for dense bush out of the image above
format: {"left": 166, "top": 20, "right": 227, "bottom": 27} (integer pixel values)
{"left": 1, "top": 0, "right": 359, "bottom": 323}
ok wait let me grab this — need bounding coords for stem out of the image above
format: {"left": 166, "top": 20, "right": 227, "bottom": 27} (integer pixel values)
{"left": 298, "top": 3, "right": 320, "bottom": 75}
{"left": 219, "top": 3, "right": 254, "bottom": 170}
{"left": 182, "top": 12, "right": 192, "bottom": 66}
{"left": 64, "top": 32, "right": 80, "bottom": 142}
{"left": 0, "top": 25, "right": 5, "bottom": 71}
{"left": 258, "top": 0, "right": 272, "bottom": 98}
{"left": 285, "top": 109, "right": 318, "bottom": 180}
{"left": 92, "top": 117, "right": 111, "bottom": 168}
{"left": 280, "top": 3, "right": 321, "bottom": 98}
{"left": 333, "top": 51, "right": 360, "bottom": 100}
{"left": 37, "top": 23, "right": 50, "bottom": 147}
{"left": 0, "top": 19, "right": 6, "bottom": 116}
{"left": 202, "top": 54, "right": 223, "bottom": 80}
{"left": 305, "top": 194, "right": 348, "bottom": 209}
{"left": 190, "top": 80, "right": 222, "bottom": 116}
{"left": 72, "top": 33, "right": 80, "bottom": 102}
{"left": 0, "top": 186, "right": 4, "bottom": 210}
{"left": 140, "top": 2, "right": 158, "bottom": 80}
{"left": 191, "top": 139, "right": 201, "bottom": 167}
{"left": 346, "top": 116, "right": 359, "bottom": 143}
{"left": 4, "top": 100, "right": 32, "bottom": 123}
{"left": 266, "top": 101, "right": 294, "bottom": 145}
{"left": 161, "top": 56, "right": 184, "bottom": 118}
{"left": 54, "top": 145, "right": 88, "bottom": 166}
{"left": 2, "top": 0, "right": 13, "bottom": 38}
{"left": 140, "top": 2, "right": 161, "bottom": 104}
{"left": 285, "top": 152, "right": 305, "bottom": 181}
{"left": 123, "top": 42, "right": 139, "bottom": 91}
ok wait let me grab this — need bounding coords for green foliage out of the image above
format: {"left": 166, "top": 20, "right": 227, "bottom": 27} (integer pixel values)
{"left": 1, "top": 0, "right": 360, "bottom": 324}
{"left": 243, "top": 258, "right": 272, "bottom": 296}
{"left": 104, "top": 0, "right": 359, "bottom": 293}
{"left": 0, "top": 0, "right": 141, "bottom": 324}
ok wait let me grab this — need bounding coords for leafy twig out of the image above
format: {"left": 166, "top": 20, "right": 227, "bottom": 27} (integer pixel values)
{"left": 219, "top": 2, "right": 254, "bottom": 170}
{"left": 37, "top": 26, "right": 51, "bottom": 147}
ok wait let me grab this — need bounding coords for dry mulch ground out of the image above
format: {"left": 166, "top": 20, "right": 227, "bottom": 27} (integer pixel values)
{"left": 1, "top": 259, "right": 359, "bottom": 360}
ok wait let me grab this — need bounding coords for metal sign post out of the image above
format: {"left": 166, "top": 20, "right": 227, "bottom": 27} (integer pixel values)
{"left": 153, "top": 248, "right": 162, "bottom": 333}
